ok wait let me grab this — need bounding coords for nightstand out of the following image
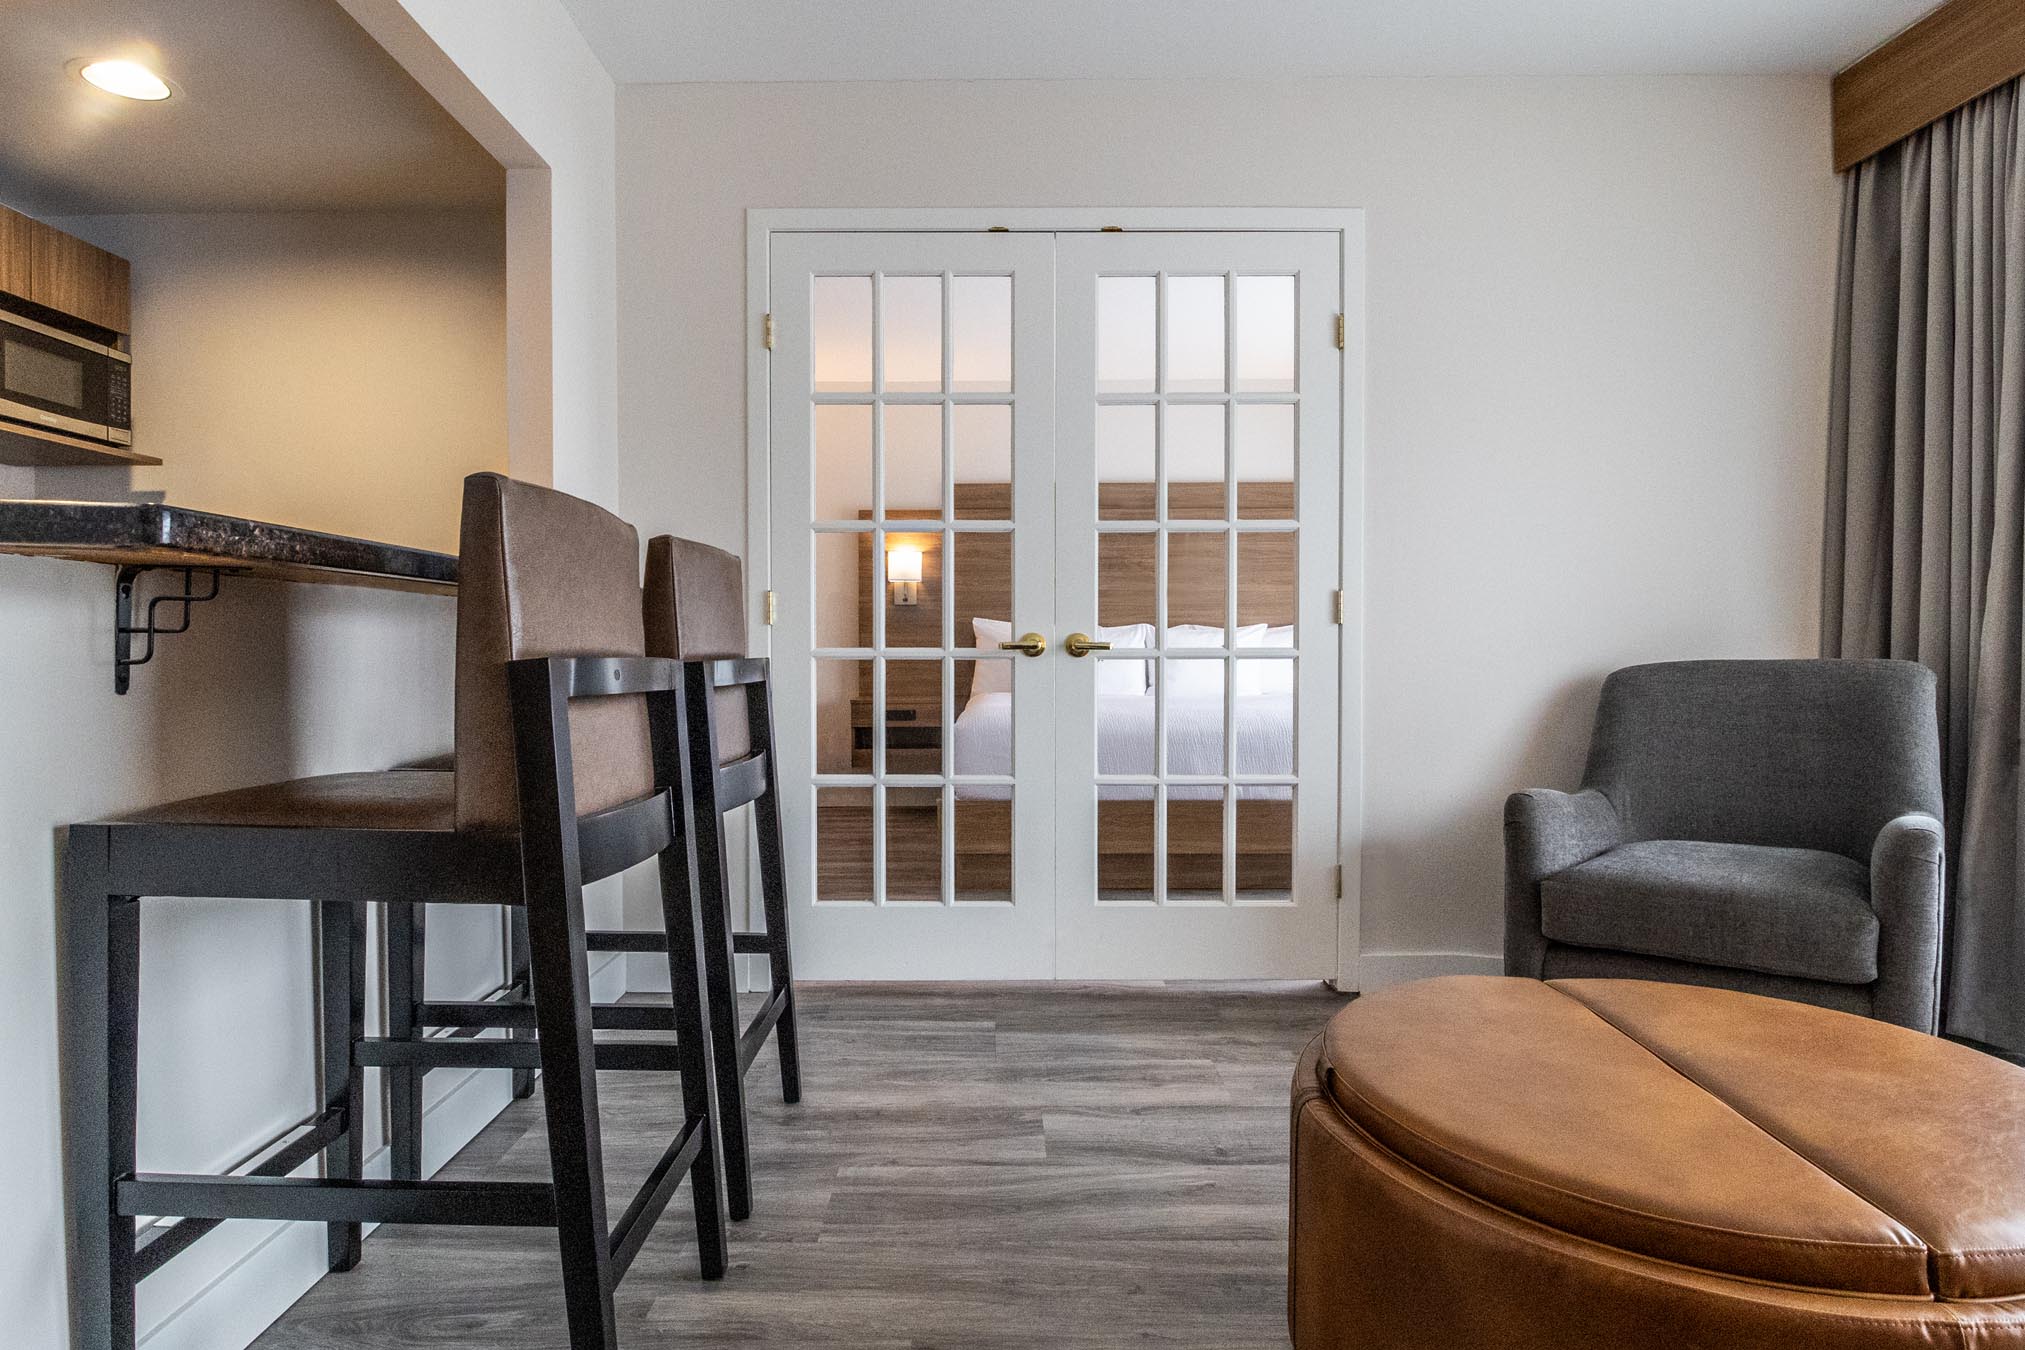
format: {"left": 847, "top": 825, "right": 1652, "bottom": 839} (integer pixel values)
{"left": 850, "top": 698, "right": 943, "bottom": 772}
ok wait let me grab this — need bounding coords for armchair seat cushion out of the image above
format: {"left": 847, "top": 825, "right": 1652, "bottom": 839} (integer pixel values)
{"left": 1540, "top": 840, "right": 1878, "bottom": 985}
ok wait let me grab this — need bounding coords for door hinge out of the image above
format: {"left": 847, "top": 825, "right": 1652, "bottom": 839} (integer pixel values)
{"left": 1332, "top": 589, "right": 1345, "bottom": 624}
{"left": 1333, "top": 864, "right": 1344, "bottom": 899}
{"left": 1100, "top": 225, "right": 1124, "bottom": 232}
{"left": 1334, "top": 313, "right": 1345, "bottom": 351}
{"left": 762, "top": 313, "right": 775, "bottom": 350}
{"left": 763, "top": 590, "right": 777, "bottom": 625}
{"left": 987, "top": 225, "right": 1010, "bottom": 233}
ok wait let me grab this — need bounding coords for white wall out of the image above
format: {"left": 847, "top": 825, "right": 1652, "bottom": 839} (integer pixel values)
{"left": 0, "top": 209, "right": 503, "bottom": 1350}
{"left": 614, "top": 75, "right": 1839, "bottom": 978}
{"left": 347, "top": 0, "right": 620, "bottom": 506}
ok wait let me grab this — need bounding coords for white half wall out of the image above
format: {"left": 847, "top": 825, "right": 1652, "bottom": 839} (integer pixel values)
{"left": 613, "top": 75, "right": 1839, "bottom": 980}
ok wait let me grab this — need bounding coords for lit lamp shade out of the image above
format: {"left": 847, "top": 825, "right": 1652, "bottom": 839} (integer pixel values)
{"left": 887, "top": 543, "right": 923, "bottom": 605}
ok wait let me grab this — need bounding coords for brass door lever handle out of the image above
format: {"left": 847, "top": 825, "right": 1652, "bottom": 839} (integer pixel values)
{"left": 1063, "top": 632, "right": 1112, "bottom": 658}
{"left": 999, "top": 631, "right": 1047, "bottom": 658}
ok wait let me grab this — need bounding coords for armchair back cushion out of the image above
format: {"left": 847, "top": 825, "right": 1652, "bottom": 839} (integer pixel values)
{"left": 1584, "top": 660, "right": 1941, "bottom": 863}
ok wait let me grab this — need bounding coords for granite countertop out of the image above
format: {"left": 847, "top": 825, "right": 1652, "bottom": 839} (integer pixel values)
{"left": 0, "top": 499, "right": 457, "bottom": 592}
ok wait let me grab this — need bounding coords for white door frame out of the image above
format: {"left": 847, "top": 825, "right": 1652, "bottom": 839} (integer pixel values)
{"left": 745, "top": 207, "right": 1368, "bottom": 989}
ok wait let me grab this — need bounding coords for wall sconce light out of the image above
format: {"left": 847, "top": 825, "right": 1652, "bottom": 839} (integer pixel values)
{"left": 887, "top": 543, "right": 923, "bottom": 606}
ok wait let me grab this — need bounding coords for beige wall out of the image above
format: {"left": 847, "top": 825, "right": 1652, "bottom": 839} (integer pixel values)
{"left": 45, "top": 210, "right": 507, "bottom": 550}
{"left": 614, "top": 75, "right": 1839, "bottom": 979}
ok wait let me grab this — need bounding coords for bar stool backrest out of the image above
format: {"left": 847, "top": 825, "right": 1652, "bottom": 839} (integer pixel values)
{"left": 455, "top": 472, "right": 656, "bottom": 833}
{"left": 644, "top": 534, "right": 751, "bottom": 761}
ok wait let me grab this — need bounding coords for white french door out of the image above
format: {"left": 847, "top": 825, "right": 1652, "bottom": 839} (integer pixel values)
{"left": 766, "top": 223, "right": 1347, "bottom": 981}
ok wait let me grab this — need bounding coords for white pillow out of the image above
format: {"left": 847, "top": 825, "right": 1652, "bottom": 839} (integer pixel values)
{"left": 1094, "top": 622, "right": 1153, "bottom": 696}
{"left": 1163, "top": 624, "right": 1265, "bottom": 700}
{"left": 970, "top": 617, "right": 1013, "bottom": 696}
{"left": 1237, "top": 624, "right": 1295, "bottom": 696}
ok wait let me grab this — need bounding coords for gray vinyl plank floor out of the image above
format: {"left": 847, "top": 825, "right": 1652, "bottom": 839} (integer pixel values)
{"left": 249, "top": 982, "right": 1351, "bottom": 1349}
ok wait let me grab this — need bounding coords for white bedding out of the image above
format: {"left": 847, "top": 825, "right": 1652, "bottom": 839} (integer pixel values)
{"left": 951, "top": 692, "right": 1293, "bottom": 799}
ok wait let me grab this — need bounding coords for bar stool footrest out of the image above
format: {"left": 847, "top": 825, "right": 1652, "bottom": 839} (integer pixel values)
{"left": 608, "top": 1116, "right": 708, "bottom": 1281}
{"left": 419, "top": 1000, "right": 676, "bottom": 1033}
{"left": 119, "top": 1175, "right": 558, "bottom": 1228}
{"left": 356, "top": 1037, "right": 681, "bottom": 1072}
{"left": 737, "top": 985, "right": 792, "bottom": 1075}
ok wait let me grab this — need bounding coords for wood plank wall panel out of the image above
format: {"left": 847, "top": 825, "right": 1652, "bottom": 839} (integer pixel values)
{"left": 1834, "top": 0, "right": 2025, "bottom": 171}
{"left": 0, "top": 207, "right": 32, "bottom": 301}
{"left": 0, "top": 204, "right": 132, "bottom": 333}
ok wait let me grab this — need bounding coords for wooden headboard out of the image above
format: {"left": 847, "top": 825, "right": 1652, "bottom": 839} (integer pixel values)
{"left": 855, "top": 482, "right": 1295, "bottom": 717}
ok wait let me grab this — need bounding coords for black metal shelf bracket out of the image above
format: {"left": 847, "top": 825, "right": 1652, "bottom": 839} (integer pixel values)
{"left": 114, "top": 565, "right": 224, "bottom": 695}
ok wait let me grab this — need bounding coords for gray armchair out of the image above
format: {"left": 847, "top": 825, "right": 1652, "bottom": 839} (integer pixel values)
{"left": 1505, "top": 659, "right": 1945, "bottom": 1032}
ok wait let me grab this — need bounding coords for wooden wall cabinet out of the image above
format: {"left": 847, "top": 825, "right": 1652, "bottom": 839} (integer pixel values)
{"left": 0, "top": 204, "right": 131, "bottom": 334}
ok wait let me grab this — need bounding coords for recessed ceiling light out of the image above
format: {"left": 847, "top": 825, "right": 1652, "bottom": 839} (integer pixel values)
{"left": 78, "top": 59, "right": 173, "bottom": 102}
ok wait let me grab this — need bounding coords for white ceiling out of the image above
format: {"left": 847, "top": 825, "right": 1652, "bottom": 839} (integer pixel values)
{"left": 0, "top": 0, "right": 502, "bottom": 215}
{"left": 559, "top": 0, "right": 1937, "bottom": 85}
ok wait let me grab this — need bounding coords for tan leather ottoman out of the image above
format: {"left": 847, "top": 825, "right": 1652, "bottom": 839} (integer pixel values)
{"left": 1288, "top": 977, "right": 2025, "bottom": 1349}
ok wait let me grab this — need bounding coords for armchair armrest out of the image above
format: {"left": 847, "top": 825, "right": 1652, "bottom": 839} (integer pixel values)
{"left": 1868, "top": 812, "right": 1945, "bottom": 1033}
{"left": 1503, "top": 788, "right": 1622, "bottom": 977}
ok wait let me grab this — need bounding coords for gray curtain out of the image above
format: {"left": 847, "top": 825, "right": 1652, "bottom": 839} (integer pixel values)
{"left": 1822, "top": 76, "right": 2025, "bottom": 1049}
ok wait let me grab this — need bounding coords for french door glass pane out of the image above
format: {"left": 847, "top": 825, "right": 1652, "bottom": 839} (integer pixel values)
{"left": 814, "top": 657, "right": 871, "bottom": 773}
{"left": 1165, "top": 531, "right": 1228, "bottom": 632}
{"left": 1235, "top": 792, "right": 1294, "bottom": 902}
{"left": 1097, "top": 405, "right": 1156, "bottom": 521}
{"left": 953, "top": 795, "right": 1013, "bottom": 902}
{"left": 1166, "top": 795, "right": 1227, "bottom": 902}
{"left": 952, "top": 404, "right": 1012, "bottom": 518}
{"left": 1234, "top": 275, "right": 1296, "bottom": 393}
{"left": 1234, "top": 402, "right": 1295, "bottom": 519}
{"left": 813, "top": 534, "right": 863, "bottom": 650}
{"left": 814, "top": 276, "right": 872, "bottom": 394}
{"left": 883, "top": 404, "right": 942, "bottom": 516}
{"left": 1096, "top": 276, "right": 1155, "bottom": 394}
{"left": 951, "top": 530, "right": 1012, "bottom": 653}
{"left": 815, "top": 404, "right": 873, "bottom": 524}
{"left": 1164, "top": 276, "right": 1225, "bottom": 393}
{"left": 951, "top": 276, "right": 1012, "bottom": 393}
{"left": 886, "top": 787, "right": 943, "bottom": 901}
{"left": 1166, "top": 404, "right": 1226, "bottom": 520}
{"left": 882, "top": 275, "right": 943, "bottom": 393}
{"left": 1098, "top": 796, "right": 1157, "bottom": 902}
{"left": 817, "top": 786, "right": 874, "bottom": 901}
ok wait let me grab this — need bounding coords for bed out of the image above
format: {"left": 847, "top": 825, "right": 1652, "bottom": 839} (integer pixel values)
{"left": 951, "top": 691, "right": 1294, "bottom": 797}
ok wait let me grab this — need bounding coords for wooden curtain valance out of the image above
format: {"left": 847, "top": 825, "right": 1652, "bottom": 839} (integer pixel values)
{"left": 1833, "top": 0, "right": 2025, "bottom": 172}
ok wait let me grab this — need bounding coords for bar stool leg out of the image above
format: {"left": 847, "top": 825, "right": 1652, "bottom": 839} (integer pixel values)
{"left": 751, "top": 678, "right": 802, "bottom": 1105}
{"left": 386, "top": 901, "right": 426, "bottom": 1182}
{"left": 690, "top": 829, "right": 752, "bottom": 1222}
{"left": 318, "top": 900, "right": 365, "bottom": 1272}
{"left": 61, "top": 826, "right": 139, "bottom": 1350}
{"left": 657, "top": 832, "right": 729, "bottom": 1278}
{"left": 508, "top": 908, "right": 536, "bottom": 1100}
{"left": 683, "top": 676, "right": 754, "bottom": 1223}
{"left": 525, "top": 888, "right": 619, "bottom": 1350}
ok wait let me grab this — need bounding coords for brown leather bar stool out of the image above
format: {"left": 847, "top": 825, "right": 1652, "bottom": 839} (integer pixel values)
{"left": 61, "top": 474, "right": 729, "bottom": 1350}
{"left": 643, "top": 535, "right": 800, "bottom": 1223}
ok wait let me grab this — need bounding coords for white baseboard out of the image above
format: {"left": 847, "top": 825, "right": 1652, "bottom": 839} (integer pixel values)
{"left": 138, "top": 952, "right": 623, "bottom": 1350}
{"left": 1347, "top": 950, "right": 1502, "bottom": 993}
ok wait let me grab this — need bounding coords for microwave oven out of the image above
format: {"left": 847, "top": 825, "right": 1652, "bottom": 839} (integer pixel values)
{"left": 0, "top": 307, "right": 131, "bottom": 448}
